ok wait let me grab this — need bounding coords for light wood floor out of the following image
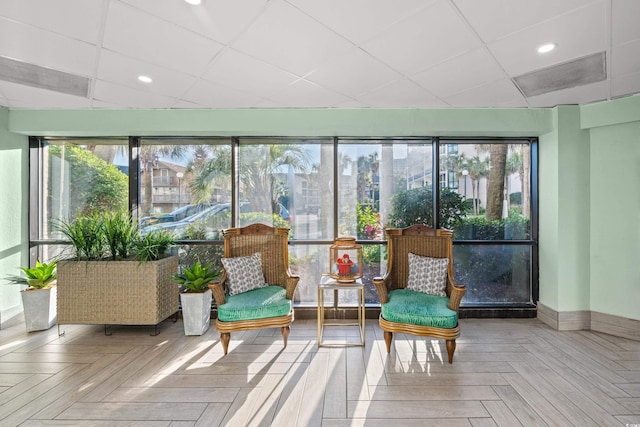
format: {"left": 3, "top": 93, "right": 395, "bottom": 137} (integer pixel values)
{"left": 0, "top": 317, "right": 638, "bottom": 426}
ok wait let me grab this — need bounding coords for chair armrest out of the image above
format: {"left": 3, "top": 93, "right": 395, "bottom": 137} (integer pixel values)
{"left": 209, "top": 272, "right": 227, "bottom": 306}
{"left": 285, "top": 272, "right": 300, "bottom": 300}
{"left": 373, "top": 275, "right": 390, "bottom": 304}
{"left": 446, "top": 271, "right": 466, "bottom": 312}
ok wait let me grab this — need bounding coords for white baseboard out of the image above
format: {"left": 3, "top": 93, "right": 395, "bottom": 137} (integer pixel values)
{"left": 537, "top": 303, "right": 640, "bottom": 340}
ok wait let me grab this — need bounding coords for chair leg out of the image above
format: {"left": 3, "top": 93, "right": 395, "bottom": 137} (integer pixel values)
{"left": 446, "top": 339, "right": 456, "bottom": 364}
{"left": 220, "top": 333, "right": 230, "bottom": 355}
{"left": 384, "top": 331, "right": 393, "bottom": 353}
{"left": 281, "top": 326, "right": 290, "bottom": 348}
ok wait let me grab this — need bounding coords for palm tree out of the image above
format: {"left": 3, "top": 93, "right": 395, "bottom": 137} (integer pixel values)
{"left": 505, "top": 148, "right": 524, "bottom": 212}
{"left": 467, "top": 156, "right": 489, "bottom": 216}
{"left": 485, "top": 144, "right": 508, "bottom": 220}
{"left": 189, "top": 146, "right": 232, "bottom": 205}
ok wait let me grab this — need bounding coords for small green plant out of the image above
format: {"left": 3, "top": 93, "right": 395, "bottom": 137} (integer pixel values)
{"left": 132, "top": 230, "right": 176, "bottom": 262}
{"left": 5, "top": 260, "right": 57, "bottom": 289}
{"left": 172, "top": 261, "right": 220, "bottom": 293}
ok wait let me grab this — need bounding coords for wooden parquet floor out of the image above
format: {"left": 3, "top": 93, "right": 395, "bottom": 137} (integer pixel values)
{"left": 0, "top": 318, "right": 638, "bottom": 426}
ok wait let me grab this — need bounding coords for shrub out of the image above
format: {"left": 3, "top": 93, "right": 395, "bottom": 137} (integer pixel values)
{"left": 387, "top": 186, "right": 466, "bottom": 230}
{"left": 452, "top": 213, "right": 530, "bottom": 240}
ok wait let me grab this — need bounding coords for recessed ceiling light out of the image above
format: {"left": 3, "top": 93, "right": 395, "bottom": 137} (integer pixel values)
{"left": 184, "top": 0, "right": 202, "bottom": 5}
{"left": 537, "top": 43, "right": 556, "bottom": 54}
{"left": 138, "top": 75, "right": 153, "bottom": 83}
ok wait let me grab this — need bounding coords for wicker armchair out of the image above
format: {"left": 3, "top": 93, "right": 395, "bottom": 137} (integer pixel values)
{"left": 209, "top": 223, "right": 299, "bottom": 355}
{"left": 373, "top": 225, "right": 466, "bottom": 363}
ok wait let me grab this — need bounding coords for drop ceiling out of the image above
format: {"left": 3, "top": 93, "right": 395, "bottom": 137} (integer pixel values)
{"left": 0, "top": 0, "right": 638, "bottom": 109}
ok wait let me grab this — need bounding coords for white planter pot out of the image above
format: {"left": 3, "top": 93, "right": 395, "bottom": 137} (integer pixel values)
{"left": 21, "top": 286, "right": 57, "bottom": 332}
{"left": 180, "top": 289, "right": 212, "bottom": 336}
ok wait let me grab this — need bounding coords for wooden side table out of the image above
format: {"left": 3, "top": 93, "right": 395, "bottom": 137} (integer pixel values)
{"left": 317, "top": 274, "right": 365, "bottom": 347}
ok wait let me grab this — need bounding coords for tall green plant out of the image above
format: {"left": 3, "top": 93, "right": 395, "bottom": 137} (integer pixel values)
{"left": 104, "top": 210, "right": 138, "bottom": 260}
{"left": 55, "top": 214, "right": 106, "bottom": 260}
{"left": 132, "top": 230, "right": 175, "bottom": 262}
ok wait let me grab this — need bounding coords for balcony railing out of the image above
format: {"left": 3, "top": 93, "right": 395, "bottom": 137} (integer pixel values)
{"left": 152, "top": 194, "right": 191, "bottom": 204}
{"left": 153, "top": 176, "right": 176, "bottom": 186}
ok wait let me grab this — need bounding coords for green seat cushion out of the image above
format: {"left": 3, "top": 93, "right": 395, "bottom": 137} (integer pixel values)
{"left": 218, "top": 285, "right": 291, "bottom": 322}
{"left": 381, "top": 289, "right": 458, "bottom": 329}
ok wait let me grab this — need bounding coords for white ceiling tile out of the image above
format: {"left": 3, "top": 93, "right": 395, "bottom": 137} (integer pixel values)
{"left": 611, "top": 40, "right": 640, "bottom": 77}
{"left": 267, "top": 79, "right": 351, "bottom": 108}
{"left": 487, "top": 2, "right": 606, "bottom": 76}
{"left": 97, "top": 50, "right": 198, "bottom": 98}
{"left": 362, "top": 1, "right": 482, "bottom": 76}
{"left": 287, "top": 0, "right": 434, "bottom": 44}
{"left": 231, "top": 0, "right": 354, "bottom": 76}
{"left": 443, "top": 78, "right": 525, "bottom": 107}
{"left": 120, "top": 0, "right": 268, "bottom": 45}
{"left": 0, "top": 0, "right": 638, "bottom": 109}
{"left": 171, "top": 99, "right": 209, "bottom": 109}
{"left": 0, "top": 80, "right": 93, "bottom": 108}
{"left": 305, "top": 47, "right": 403, "bottom": 97}
{"left": 356, "top": 79, "right": 448, "bottom": 108}
{"left": 0, "top": 0, "right": 104, "bottom": 44}
{"left": 181, "top": 79, "right": 263, "bottom": 108}
{"left": 526, "top": 80, "right": 609, "bottom": 107}
{"left": 93, "top": 80, "right": 178, "bottom": 108}
{"left": 611, "top": 72, "right": 640, "bottom": 98}
{"left": 453, "top": 0, "right": 601, "bottom": 43}
{"left": 0, "top": 18, "right": 96, "bottom": 76}
{"left": 412, "top": 48, "right": 505, "bottom": 98}
{"left": 201, "top": 49, "right": 298, "bottom": 98}
{"left": 612, "top": 0, "right": 640, "bottom": 46}
{"left": 102, "top": 2, "right": 224, "bottom": 76}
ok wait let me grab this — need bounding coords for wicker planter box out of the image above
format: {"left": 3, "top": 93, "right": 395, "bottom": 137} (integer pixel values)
{"left": 57, "top": 256, "right": 179, "bottom": 326}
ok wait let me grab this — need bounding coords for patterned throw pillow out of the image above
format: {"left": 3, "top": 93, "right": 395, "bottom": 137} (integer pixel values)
{"left": 406, "top": 253, "right": 449, "bottom": 297}
{"left": 221, "top": 252, "right": 266, "bottom": 296}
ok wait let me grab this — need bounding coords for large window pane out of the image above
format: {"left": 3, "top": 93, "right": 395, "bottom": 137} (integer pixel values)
{"left": 237, "top": 139, "right": 333, "bottom": 239}
{"left": 338, "top": 140, "right": 434, "bottom": 234}
{"left": 454, "top": 244, "right": 532, "bottom": 305}
{"left": 41, "top": 139, "right": 129, "bottom": 240}
{"left": 139, "top": 139, "right": 232, "bottom": 239}
{"left": 440, "top": 141, "right": 532, "bottom": 240}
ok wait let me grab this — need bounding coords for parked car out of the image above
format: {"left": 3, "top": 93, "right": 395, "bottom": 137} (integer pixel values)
{"left": 140, "top": 204, "right": 213, "bottom": 228}
{"left": 149, "top": 202, "right": 291, "bottom": 239}
{"left": 148, "top": 203, "right": 234, "bottom": 237}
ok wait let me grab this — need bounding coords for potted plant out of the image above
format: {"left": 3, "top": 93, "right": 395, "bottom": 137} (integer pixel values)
{"left": 54, "top": 210, "right": 179, "bottom": 332}
{"left": 172, "top": 261, "right": 220, "bottom": 335}
{"left": 5, "top": 260, "right": 58, "bottom": 332}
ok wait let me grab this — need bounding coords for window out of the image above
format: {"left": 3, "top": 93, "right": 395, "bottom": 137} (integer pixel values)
{"left": 30, "top": 136, "right": 537, "bottom": 313}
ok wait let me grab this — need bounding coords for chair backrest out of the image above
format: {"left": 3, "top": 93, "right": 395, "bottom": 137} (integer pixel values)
{"left": 223, "top": 223, "right": 290, "bottom": 287}
{"left": 385, "top": 224, "right": 454, "bottom": 292}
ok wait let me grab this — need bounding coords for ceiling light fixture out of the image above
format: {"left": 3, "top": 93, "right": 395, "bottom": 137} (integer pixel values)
{"left": 138, "top": 75, "right": 153, "bottom": 83}
{"left": 184, "top": 0, "right": 202, "bottom": 5}
{"left": 537, "top": 43, "right": 556, "bottom": 54}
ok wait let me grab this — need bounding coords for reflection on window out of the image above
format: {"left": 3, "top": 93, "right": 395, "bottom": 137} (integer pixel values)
{"left": 237, "top": 140, "right": 333, "bottom": 240}
{"left": 139, "top": 140, "right": 232, "bottom": 240}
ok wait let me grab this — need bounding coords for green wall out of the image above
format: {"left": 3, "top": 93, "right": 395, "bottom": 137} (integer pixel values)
{"left": 589, "top": 120, "right": 640, "bottom": 319}
{"left": 0, "top": 108, "right": 29, "bottom": 328}
{"left": 2, "top": 99, "right": 639, "bottom": 326}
